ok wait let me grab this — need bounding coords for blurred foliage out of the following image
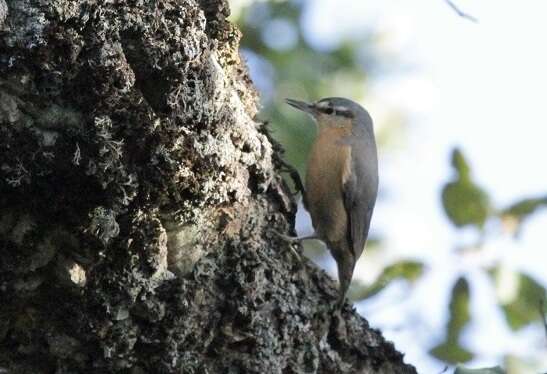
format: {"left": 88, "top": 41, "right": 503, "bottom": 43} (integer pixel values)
{"left": 440, "top": 147, "right": 546, "bottom": 331}
{"left": 442, "top": 147, "right": 547, "bottom": 235}
{"left": 442, "top": 148, "right": 490, "bottom": 229}
{"left": 348, "top": 260, "right": 424, "bottom": 301}
{"left": 439, "top": 148, "right": 547, "bottom": 369}
{"left": 430, "top": 277, "right": 473, "bottom": 364}
{"left": 500, "top": 195, "right": 547, "bottom": 237}
{"left": 454, "top": 366, "right": 505, "bottom": 374}
{"left": 500, "top": 273, "right": 545, "bottom": 330}
{"left": 490, "top": 268, "right": 547, "bottom": 331}
{"left": 234, "top": 1, "right": 547, "bottom": 371}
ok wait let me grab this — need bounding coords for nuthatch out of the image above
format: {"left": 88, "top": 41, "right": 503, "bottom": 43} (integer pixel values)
{"left": 285, "top": 97, "right": 378, "bottom": 305}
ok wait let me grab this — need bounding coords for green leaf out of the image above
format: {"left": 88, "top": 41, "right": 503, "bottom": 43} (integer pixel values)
{"left": 442, "top": 181, "right": 490, "bottom": 228}
{"left": 502, "top": 196, "right": 547, "bottom": 217}
{"left": 430, "top": 342, "right": 473, "bottom": 365}
{"left": 349, "top": 260, "right": 424, "bottom": 301}
{"left": 430, "top": 277, "right": 473, "bottom": 364}
{"left": 442, "top": 148, "right": 490, "bottom": 228}
{"left": 500, "top": 195, "right": 547, "bottom": 235}
{"left": 454, "top": 365, "right": 505, "bottom": 374}
{"left": 490, "top": 268, "right": 547, "bottom": 330}
{"left": 446, "top": 277, "right": 471, "bottom": 340}
{"left": 451, "top": 148, "right": 471, "bottom": 180}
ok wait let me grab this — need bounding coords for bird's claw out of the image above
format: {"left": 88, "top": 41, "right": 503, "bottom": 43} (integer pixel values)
{"left": 271, "top": 230, "right": 300, "bottom": 243}
{"left": 270, "top": 230, "right": 305, "bottom": 262}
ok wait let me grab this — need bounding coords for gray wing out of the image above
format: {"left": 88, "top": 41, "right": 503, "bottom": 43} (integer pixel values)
{"left": 343, "top": 138, "right": 378, "bottom": 260}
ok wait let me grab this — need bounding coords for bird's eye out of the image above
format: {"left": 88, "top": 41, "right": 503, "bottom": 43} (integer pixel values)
{"left": 323, "top": 107, "right": 334, "bottom": 115}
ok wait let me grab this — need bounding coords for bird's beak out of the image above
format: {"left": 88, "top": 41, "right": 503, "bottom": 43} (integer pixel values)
{"left": 285, "top": 98, "right": 315, "bottom": 115}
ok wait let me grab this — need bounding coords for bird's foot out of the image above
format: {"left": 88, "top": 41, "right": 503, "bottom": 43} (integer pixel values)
{"left": 278, "top": 160, "right": 305, "bottom": 196}
{"left": 331, "top": 307, "right": 349, "bottom": 340}
{"left": 270, "top": 230, "right": 318, "bottom": 262}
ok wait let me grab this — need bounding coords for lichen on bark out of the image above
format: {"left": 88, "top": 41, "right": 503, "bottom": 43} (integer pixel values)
{"left": 0, "top": 0, "right": 417, "bottom": 373}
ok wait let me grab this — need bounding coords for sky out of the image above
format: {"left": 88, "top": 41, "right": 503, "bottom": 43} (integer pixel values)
{"left": 231, "top": 0, "right": 547, "bottom": 372}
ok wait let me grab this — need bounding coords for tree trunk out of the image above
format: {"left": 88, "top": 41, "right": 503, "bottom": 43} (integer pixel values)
{"left": 0, "top": 0, "right": 417, "bottom": 373}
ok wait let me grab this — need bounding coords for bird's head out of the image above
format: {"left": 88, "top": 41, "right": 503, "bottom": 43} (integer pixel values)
{"left": 285, "top": 97, "right": 372, "bottom": 132}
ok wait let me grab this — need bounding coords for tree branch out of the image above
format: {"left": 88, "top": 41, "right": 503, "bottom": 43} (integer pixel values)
{"left": 445, "top": 0, "right": 478, "bottom": 23}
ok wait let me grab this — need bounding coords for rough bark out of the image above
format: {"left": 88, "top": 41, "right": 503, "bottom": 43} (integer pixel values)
{"left": 0, "top": 0, "right": 417, "bottom": 373}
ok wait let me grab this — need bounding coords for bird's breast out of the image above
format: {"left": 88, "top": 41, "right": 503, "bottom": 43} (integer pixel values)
{"left": 305, "top": 127, "right": 352, "bottom": 244}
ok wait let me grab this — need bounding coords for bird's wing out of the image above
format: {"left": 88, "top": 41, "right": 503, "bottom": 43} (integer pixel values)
{"left": 343, "top": 140, "right": 378, "bottom": 260}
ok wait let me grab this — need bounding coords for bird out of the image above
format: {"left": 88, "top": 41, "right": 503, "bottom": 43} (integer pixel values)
{"left": 285, "top": 97, "right": 378, "bottom": 306}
